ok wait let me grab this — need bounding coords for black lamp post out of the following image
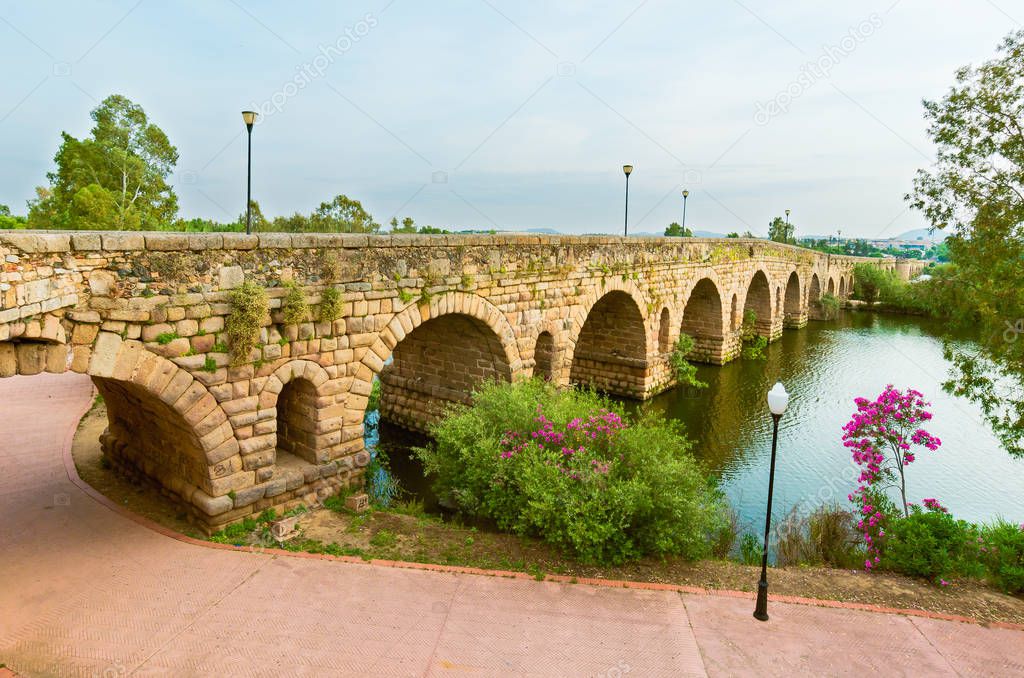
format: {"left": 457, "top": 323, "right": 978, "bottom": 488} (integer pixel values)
{"left": 242, "top": 110, "right": 258, "bottom": 235}
{"left": 682, "top": 189, "right": 689, "bottom": 230}
{"left": 622, "top": 164, "right": 633, "bottom": 236}
{"left": 754, "top": 381, "right": 789, "bottom": 622}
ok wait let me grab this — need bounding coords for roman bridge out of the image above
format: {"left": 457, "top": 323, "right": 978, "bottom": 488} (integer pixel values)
{"left": 0, "top": 231, "right": 920, "bottom": 532}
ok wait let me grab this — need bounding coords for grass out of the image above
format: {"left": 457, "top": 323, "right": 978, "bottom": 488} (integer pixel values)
{"left": 155, "top": 331, "right": 179, "bottom": 345}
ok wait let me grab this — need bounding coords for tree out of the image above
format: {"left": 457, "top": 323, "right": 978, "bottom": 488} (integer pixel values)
{"left": 390, "top": 216, "right": 417, "bottom": 233}
{"left": 28, "top": 94, "right": 179, "bottom": 229}
{"left": 236, "top": 200, "right": 268, "bottom": 231}
{"left": 309, "top": 194, "right": 380, "bottom": 233}
{"left": 909, "top": 30, "right": 1024, "bottom": 457}
{"left": 768, "top": 216, "right": 795, "bottom": 244}
{"left": 664, "top": 221, "right": 692, "bottom": 237}
{"left": 726, "top": 232, "right": 739, "bottom": 238}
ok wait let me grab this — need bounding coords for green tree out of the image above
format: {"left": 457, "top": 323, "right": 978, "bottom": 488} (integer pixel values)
{"left": 664, "top": 221, "right": 692, "bottom": 237}
{"left": 909, "top": 30, "right": 1024, "bottom": 457}
{"left": 390, "top": 216, "right": 417, "bottom": 233}
{"left": 28, "top": 94, "right": 179, "bottom": 229}
{"left": 726, "top": 232, "right": 739, "bottom": 238}
{"left": 768, "top": 216, "right": 795, "bottom": 244}
{"left": 236, "top": 199, "right": 268, "bottom": 231}
{"left": 310, "top": 194, "right": 380, "bottom": 233}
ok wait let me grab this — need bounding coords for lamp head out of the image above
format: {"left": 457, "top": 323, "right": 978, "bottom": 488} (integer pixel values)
{"left": 682, "top": 189, "right": 689, "bottom": 198}
{"left": 623, "top": 164, "right": 633, "bottom": 176}
{"left": 785, "top": 209, "right": 791, "bottom": 217}
{"left": 241, "top": 110, "right": 258, "bottom": 129}
{"left": 767, "top": 381, "right": 789, "bottom": 416}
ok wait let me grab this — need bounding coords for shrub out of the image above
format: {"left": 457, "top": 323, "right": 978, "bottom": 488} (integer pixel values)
{"left": 669, "top": 334, "right": 707, "bottom": 388}
{"left": 978, "top": 520, "right": 1024, "bottom": 594}
{"left": 318, "top": 286, "right": 343, "bottom": 323}
{"left": 808, "top": 504, "right": 862, "bottom": 568}
{"left": 740, "top": 310, "right": 767, "bottom": 360}
{"left": 820, "top": 293, "right": 840, "bottom": 319}
{"left": 884, "top": 500, "right": 977, "bottom": 582}
{"left": 853, "top": 263, "right": 888, "bottom": 304}
{"left": 739, "top": 533, "right": 763, "bottom": 566}
{"left": 365, "top": 378, "right": 381, "bottom": 413}
{"left": 226, "top": 281, "right": 268, "bottom": 366}
{"left": 843, "top": 385, "right": 942, "bottom": 568}
{"left": 281, "top": 281, "right": 309, "bottom": 325}
{"left": 415, "top": 379, "right": 728, "bottom": 564}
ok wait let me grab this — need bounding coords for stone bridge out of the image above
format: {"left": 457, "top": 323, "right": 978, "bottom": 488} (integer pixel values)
{"left": 0, "top": 231, "right": 920, "bottom": 532}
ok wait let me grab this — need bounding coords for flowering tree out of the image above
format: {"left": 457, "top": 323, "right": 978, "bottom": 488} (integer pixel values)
{"left": 843, "top": 386, "right": 942, "bottom": 569}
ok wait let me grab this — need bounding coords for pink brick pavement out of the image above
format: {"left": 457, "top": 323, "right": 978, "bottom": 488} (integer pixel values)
{"left": 0, "top": 373, "right": 1021, "bottom": 677}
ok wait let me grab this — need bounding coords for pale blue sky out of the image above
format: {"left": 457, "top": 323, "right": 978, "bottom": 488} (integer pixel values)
{"left": 0, "top": 1, "right": 1019, "bottom": 236}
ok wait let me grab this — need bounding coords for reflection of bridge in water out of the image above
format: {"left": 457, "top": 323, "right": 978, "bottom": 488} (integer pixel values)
{"left": 0, "top": 231, "right": 921, "bottom": 532}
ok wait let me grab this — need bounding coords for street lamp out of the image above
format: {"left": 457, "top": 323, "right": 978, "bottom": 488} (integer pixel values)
{"left": 242, "top": 110, "right": 258, "bottom": 235}
{"left": 785, "top": 209, "right": 790, "bottom": 225}
{"left": 754, "top": 381, "right": 789, "bottom": 622}
{"left": 622, "top": 164, "right": 633, "bottom": 237}
{"left": 682, "top": 189, "right": 689, "bottom": 230}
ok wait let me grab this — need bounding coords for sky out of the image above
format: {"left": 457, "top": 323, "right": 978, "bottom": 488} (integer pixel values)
{"left": 0, "top": 1, "right": 1020, "bottom": 238}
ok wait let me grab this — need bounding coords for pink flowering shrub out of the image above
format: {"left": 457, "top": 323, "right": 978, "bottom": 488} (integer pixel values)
{"left": 842, "top": 385, "right": 942, "bottom": 570}
{"left": 416, "top": 379, "right": 728, "bottom": 564}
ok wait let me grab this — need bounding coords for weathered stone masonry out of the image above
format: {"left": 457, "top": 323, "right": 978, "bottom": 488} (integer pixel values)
{"left": 0, "top": 231, "right": 922, "bottom": 532}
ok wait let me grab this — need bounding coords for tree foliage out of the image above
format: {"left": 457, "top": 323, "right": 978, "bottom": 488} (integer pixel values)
{"left": 664, "top": 221, "right": 693, "bottom": 237}
{"left": 908, "top": 30, "right": 1024, "bottom": 457}
{"left": 768, "top": 216, "right": 795, "bottom": 244}
{"left": 29, "top": 94, "right": 179, "bottom": 229}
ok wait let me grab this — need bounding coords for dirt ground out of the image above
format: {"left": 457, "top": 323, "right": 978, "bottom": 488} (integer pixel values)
{"left": 72, "top": 402, "right": 1024, "bottom": 625}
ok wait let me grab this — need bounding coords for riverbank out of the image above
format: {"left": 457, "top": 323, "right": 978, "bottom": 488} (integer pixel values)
{"left": 72, "top": 398, "right": 1024, "bottom": 625}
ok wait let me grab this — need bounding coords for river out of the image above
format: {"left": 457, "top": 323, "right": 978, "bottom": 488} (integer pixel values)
{"left": 371, "top": 310, "right": 1024, "bottom": 532}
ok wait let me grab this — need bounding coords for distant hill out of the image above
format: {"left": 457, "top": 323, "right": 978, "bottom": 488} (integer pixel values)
{"left": 895, "top": 228, "right": 945, "bottom": 242}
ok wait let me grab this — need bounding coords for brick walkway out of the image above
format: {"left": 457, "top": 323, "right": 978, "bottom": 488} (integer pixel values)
{"left": 1, "top": 373, "right": 1022, "bottom": 677}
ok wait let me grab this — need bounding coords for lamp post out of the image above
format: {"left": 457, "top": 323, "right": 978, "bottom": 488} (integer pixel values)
{"left": 622, "top": 164, "right": 633, "bottom": 236}
{"left": 242, "top": 110, "right": 258, "bottom": 235}
{"left": 682, "top": 189, "right": 689, "bottom": 231}
{"left": 754, "top": 381, "right": 789, "bottom": 622}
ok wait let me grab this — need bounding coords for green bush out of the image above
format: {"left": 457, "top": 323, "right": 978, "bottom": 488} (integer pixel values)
{"left": 319, "top": 286, "right": 343, "bottom": 323}
{"left": 820, "top": 293, "right": 840, "bottom": 319}
{"left": 883, "top": 503, "right": 977, "bottom": 581}
{"left": 978, "top": 520, "right": 1024, "bottom": 594}
{"left": 740, "top": 310, "right": 767, "bottom": 360}
{"left": 739, "top": 533, "right": 763, "bottom": 566}
{"left": 415, "top": 379, "right": 728, "bottom": 564}
{"left": 281, "top": 281, "right": 309, "bottom": 325}
{"left": 669, "top": 334, "right": 707, "bottom": 388}
{"left": 226, "top": 281, "right": 268, "bottom": 366}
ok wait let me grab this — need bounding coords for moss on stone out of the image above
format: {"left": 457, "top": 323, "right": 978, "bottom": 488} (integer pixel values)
{"left": 226, "top": 281, "right": 267, "bottom": 366}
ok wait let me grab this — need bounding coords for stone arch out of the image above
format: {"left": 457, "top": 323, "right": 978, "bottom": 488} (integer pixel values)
{"left": 827, "top": 277, "right": 836, "bottom": 296}
{"left": 783, "top": 271, "right": 804, "bottom": 327}
{"left": 533, "top": 331, "right": 556, "bottom": 381}
{"left": 258, "top": 360, "right": 337, "bottom": 465}
{"left": 658, "top": 307, "right": 671, "bottom": 353}
{"left": 730, "top": 294, "right": 740, "bottom": 331}
{"left": 374, "top": 311, "right": 514, "bottom": 433}
{"left": 839, "top": 277, "right": 847, "bottom": 299}
{"left": 570, "top": 290, "right": 648, "bottom": 398}
{"left": 742, "top": 270, "right": 773, "bottom": 337}
{"left": 3, "top": 333, "right": 241, "bottom": 524}
{"left": 808, "top": 273, "right": 823, "bottom": 320}
{"left": 680, "top": 277, "right": 726, "bottom": 363}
